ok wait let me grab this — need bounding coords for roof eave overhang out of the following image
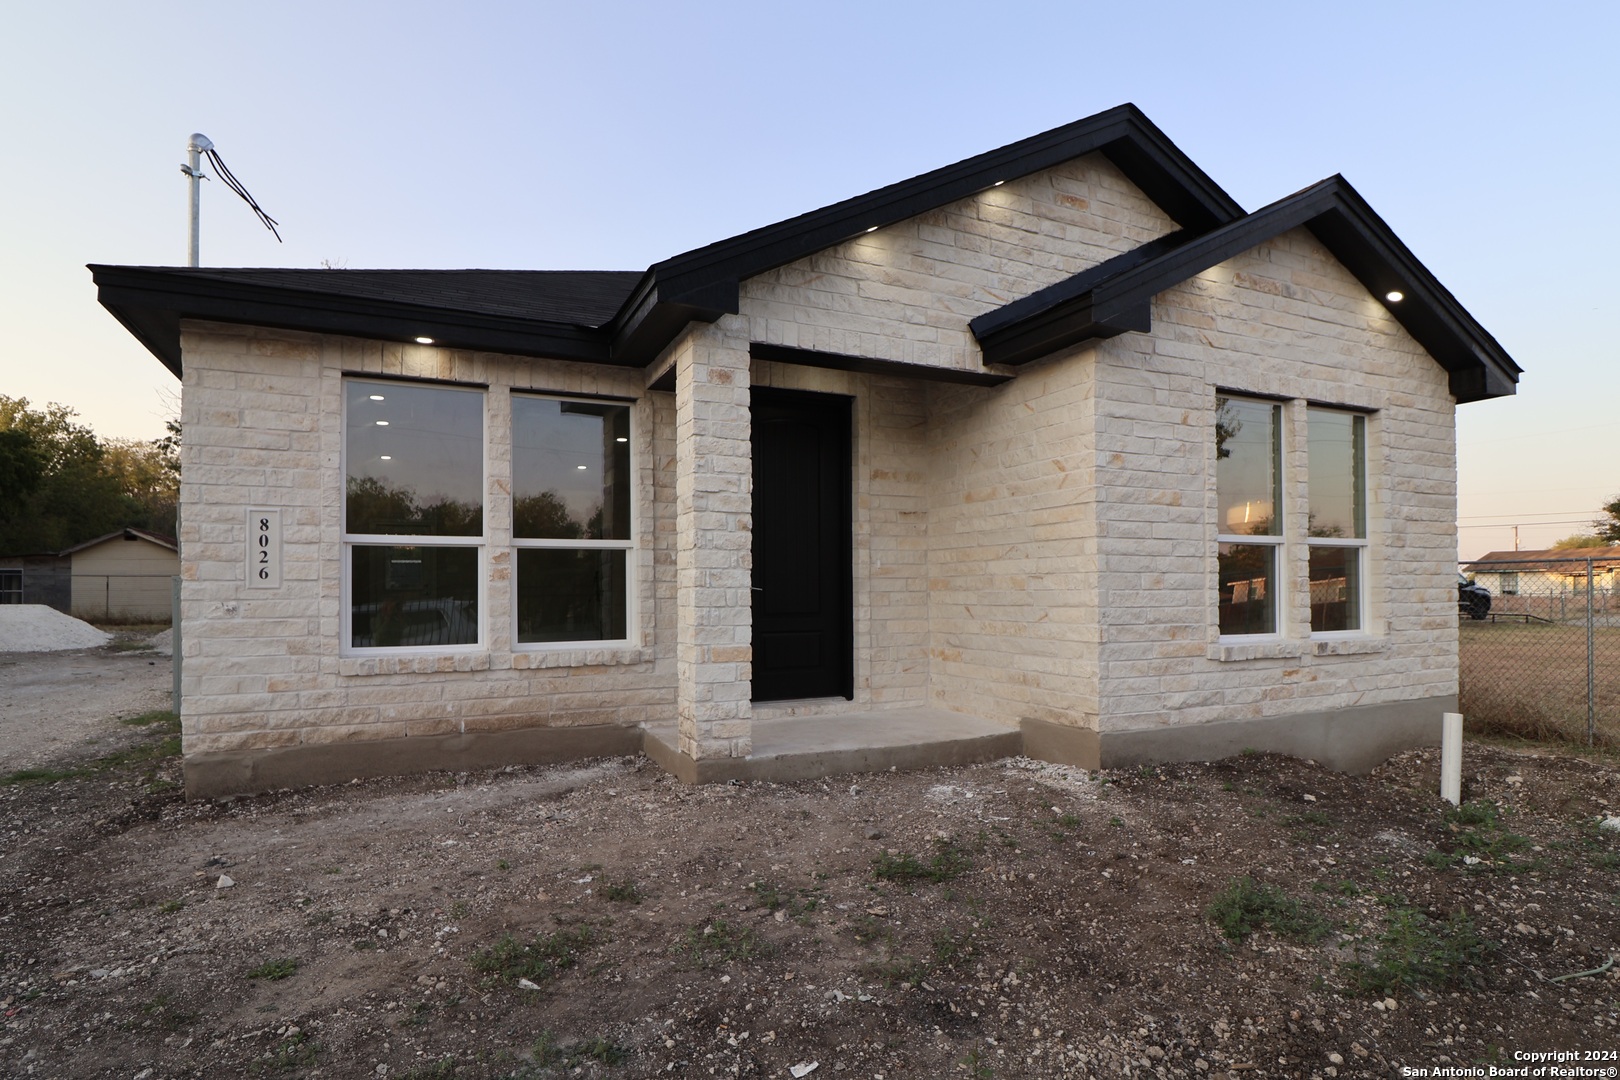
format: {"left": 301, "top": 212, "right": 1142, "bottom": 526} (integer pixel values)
{"left": 90, "top": 266, "right": 622, "bottom": 378}
{"left": 970, "top": 177, "right": 1520, "bottom": 403}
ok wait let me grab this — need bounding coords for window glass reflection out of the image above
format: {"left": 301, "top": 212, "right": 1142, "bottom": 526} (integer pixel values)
{"left": 1307, "top": 409, "right": 1365, "bottom": 539}
{"left": 512, "top": 398, "right": 630, "bottom": 540}
{"left": 1216, "top": 397, "right": 1280, "bottom": 536}
{"left": 346, "top": 381, "right": 483, "bottom": 536}
{"left": 350, "top": 546, "right": 478, "bottom": 647}
{"left": 516, "top": 549, "right": 627, "bottom": 643}
{"left": 1218, "top": 543, "right": 1277, "bottom": 636}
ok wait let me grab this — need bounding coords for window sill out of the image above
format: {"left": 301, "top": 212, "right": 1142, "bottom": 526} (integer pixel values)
{"left": 511, "top": 646, "right": 654, "bottom": 669}
{"left": 340, "top": 653, "right": 491, "bottom": 676}
{"left": 1310, "top": 637, "right": 1388, "bottom": 656}
{"left": 1207, "top": 641, "right": 1307, "bottom": 662}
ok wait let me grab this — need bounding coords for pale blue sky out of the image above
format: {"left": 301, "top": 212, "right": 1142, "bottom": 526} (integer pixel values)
{"left": 2, "top": 1, "right": 1613, "bottom": 559}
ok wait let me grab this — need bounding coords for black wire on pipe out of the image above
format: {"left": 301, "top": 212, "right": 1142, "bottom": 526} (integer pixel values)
{"left": 202, "top": 147, "right": 282, "bottom": 242}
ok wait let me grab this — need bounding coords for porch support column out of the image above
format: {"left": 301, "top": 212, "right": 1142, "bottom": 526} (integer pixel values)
{"left": 673, "top": 325, "right": 753, "bottom": 760}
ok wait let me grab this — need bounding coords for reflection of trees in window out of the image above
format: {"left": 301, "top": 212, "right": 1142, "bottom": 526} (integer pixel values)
{"left": 345, "top": 475, "right": 482, "bottom": 536}
{"left": 513, "top": 490, "right": 600, "bottom": 540}
{"left": 1215, "top": 398, "right": 1241, "bottom": 461}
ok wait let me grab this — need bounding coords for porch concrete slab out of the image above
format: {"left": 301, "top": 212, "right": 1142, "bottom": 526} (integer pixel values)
{"left": 641, "top": 707, "right": 1022, "bottom": 785}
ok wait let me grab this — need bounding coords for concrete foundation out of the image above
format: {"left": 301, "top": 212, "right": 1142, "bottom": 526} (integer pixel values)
{"left": 184, "top": 697, "right": 1453, "bottom": 798}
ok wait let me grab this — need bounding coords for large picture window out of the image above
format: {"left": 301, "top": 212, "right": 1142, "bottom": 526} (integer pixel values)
{"left": 344, "top": 379, "right": 484, "bottom": 650}
{"left": 1307, "top": 407, "right": 1367, "bottom": 633}
{"left": 511, "top": 396, "right": 632, "bottom": 645}
{"left": 1215, "top": 396, "right": 1282, "bottom": 636}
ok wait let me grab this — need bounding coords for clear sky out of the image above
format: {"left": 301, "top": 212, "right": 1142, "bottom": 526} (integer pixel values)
{"left": 3, "top": 1, "right": 1613, "bottom": 560}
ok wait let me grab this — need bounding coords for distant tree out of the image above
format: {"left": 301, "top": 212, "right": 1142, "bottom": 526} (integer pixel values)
{"left": 1594, "top": 496, "right": 1620, "bottom": 545}
{"left": 0, "top": 396, "right": 178, "bottom": 553}
{"left": 513, "top": 490, "right": 585, "bottom": 539}
{"left": 0, "top": 428, "right": 46, "bottom": 516}
{"left": 1552, "top": 533, "right": 1607, "bottom": 550}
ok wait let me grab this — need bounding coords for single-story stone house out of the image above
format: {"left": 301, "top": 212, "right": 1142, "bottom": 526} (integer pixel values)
{"left": 92, "top": 105, "right": 1519, "bottom": 797}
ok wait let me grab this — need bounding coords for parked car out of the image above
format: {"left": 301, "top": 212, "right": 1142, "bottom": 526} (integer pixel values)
{"left": 1457, "top": 573, "right": 1491, "bottom": 620}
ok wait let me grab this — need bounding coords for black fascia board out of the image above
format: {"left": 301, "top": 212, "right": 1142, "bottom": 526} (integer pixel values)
{"left": 971, "top": 232, "right": 1188, "bottom": 366}
{"left": 607, "top": 105, "right": 1244, "bottom": 365}
{"left": 90, "top": 265, "right": 620, "bottom": 377}
{"left": 970, "top": 177, "right": 1521, "bottom": 402}
{"left": 749, "top": 343, "right": 1012, "bottom": 386}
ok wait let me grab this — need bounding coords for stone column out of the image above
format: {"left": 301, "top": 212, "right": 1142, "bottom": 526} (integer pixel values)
{"left": 673, "top": 324, "right": 753, "bottom": 760}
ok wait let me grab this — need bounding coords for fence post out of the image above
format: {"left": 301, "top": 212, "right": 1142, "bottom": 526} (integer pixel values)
{"left": 171, "top": 575, "right": 182, "bottom": 716}
{"left": 1588, "top": 557, "right": 1597, "bottom": 747}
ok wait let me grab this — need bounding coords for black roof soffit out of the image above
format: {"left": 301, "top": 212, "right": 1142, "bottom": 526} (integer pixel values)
{"left": 969, "top": 176, "right": 1520, "bottom": 403}
{"left": 89, "top": 266, "right": 632, "bottom": 377}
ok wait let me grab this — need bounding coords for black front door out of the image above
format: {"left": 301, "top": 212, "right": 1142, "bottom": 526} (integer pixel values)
{"left": 750, "top": 388, "right": 853, "bottom": 702}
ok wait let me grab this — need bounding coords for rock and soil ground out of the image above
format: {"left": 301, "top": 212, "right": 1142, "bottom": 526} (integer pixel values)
{"left": 1, "top": 639, "right": 1617, "bottom": 1078}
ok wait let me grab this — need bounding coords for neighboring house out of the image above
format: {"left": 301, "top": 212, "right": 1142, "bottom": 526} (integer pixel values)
{"left": 1463, "top": 548, "right": 1620, "bottom": 618}
{"left": 0, "top": 553, "right": 71, "bottom": 611}
{"left": 64, "top": 527, "right": 179, "bottom": 620}
{"left": 91, "top": 105, "right": 1519, "bottom": 798}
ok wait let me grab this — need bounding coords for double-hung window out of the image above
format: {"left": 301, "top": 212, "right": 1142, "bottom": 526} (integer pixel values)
{"left": 1215, "top": 396, "right": 1283, "bottom": 636}
{"left": 511, "top": 395, "right": 632, "bottom": 646}
{"left": 1306, "top": 407, "right": 1367, "bottom": 634}
{"left": 344, "top": 379, "right": 484, "bottom": 650}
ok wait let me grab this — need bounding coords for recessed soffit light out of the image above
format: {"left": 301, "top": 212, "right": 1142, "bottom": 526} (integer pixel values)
{"left": 576, "top": 464, "right": 588, "bottom": 470}
{"left": 380, "top": 455, "right": 392, "bottom": 460}
{"left": 375, "top": 420, "right": 389, "bottom": 426}
{"left": 992, "top": 180, "right": 1005, "bottom": 187}
{"left": 865, "top": 225, "right": 879, "bottom": 234}
{"left": 615, "top": 437, "right": 628, "bottom": 443}
{"left": 1385, "top": 290, "right": 1404, "bottom": 303}
{"left": 414, "top": 336, "right": 435, "bottom": 344}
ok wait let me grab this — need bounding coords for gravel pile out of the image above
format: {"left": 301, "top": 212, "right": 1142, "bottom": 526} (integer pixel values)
{"left": 0, "top": 605, "right": 112, "bottom": 652}
{"left": 148, "top": 627, "right": 174, "bottom": 656}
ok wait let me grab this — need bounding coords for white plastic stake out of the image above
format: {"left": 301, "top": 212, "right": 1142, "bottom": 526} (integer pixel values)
{"left": 1441, "top": 711, "right": 1463, "bottom": 806}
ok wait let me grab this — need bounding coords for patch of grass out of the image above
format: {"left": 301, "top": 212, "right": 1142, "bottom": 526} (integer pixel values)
{"left": 158, "top": 899, "right": 185, "bottom": 914}
{"left": 1, "top": 765, "right": 88, "bottom": 785}
{"left": 352, "top": 939, "right": 377, "bottom": 951}
{"left": 530, "top": 1031, "right": 630, "bottom": 1069}
{"left": 1206, "top": 877, "right": 1330, "bottom": 944}
{"left": 1108, "top": 816, "right": 1125, "bottom": 828}
{"left": 122, "top": 709, "right": 178, "bottom": 727}
{"left": 873, "top": 839, "right": 972, "bottom": 885}
{"left": 676, "top": 919, "right": 767, "bottom": 968}
{"left": 134, "top": 992, "right": 196, "bottom": 1031}
{"left": 1340, "top": 906, "right": 1490, "bottom": 996}
{"left": 403, "top": 1058, "right": 461, "bottom": 1079}
{"left": 1432, "top": 799, "right": 1537, "bottom": 871}
{"left": 749, "top": 879, "right": 822, "bottom": 919}
{"left": 246, "top": 957, "right": 299, "bottom": 981}
{"left": 449, "top": 900, "right": 471, "bottom": 918}
{"left": 471, "top": 924, "right": 599, "bottom": 985}
{"left": 598, "top": 879, "right": 643, "bottom": 905}
{"left": 495, "top": 858, "right": 510, "bottom": 871}
{"left": 250, "top": 1033, "right": 320, "bottom": 1074}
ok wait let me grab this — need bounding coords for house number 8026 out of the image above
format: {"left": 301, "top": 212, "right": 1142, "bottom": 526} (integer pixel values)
{"left": 247, "top": 509, "right": 282, "bottom": 589}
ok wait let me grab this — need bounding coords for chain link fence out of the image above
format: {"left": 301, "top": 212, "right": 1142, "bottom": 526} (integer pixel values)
{"left": 1458, "top": 556, "right": 1620, "bottom": 747}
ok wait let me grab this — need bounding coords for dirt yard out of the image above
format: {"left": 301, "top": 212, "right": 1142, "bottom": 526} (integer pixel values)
{"left": 2, "top": 646, "right": 1618, "bottom": 1079}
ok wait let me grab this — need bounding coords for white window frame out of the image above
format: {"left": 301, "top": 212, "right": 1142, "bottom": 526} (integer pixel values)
{"left": 1306, "top": 407, "right": 1369, "bottom": 639}
{"left": 1216, "top": 395, "right": 1284, "bottom": 642}
{"left": 510, "top": 393, "right": 637, "bottom": 651}
{"left": 340, "top": 378, "right": 487, "bottom": 656}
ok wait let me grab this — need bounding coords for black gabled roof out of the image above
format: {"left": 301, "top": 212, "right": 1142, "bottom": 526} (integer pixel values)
{"left": 608, "top": 104, "right": 1243, "bottom": 362}
{"left": 970, "top": 175, "right": 1520, "bottom": 402}
{"left": 94, "top": 104, "right": 1243, "bottom": 377}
